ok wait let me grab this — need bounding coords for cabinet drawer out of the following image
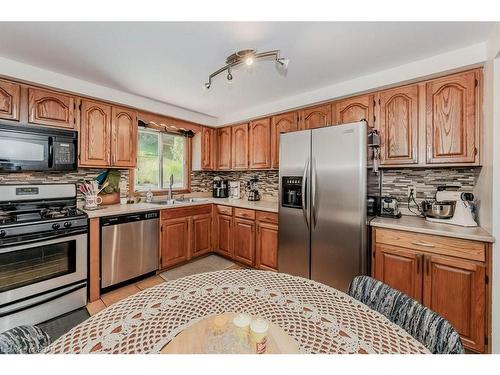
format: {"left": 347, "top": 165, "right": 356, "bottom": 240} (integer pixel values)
{"left": 256, "top": 211, "right": 278, "bottom": 224}
{"left": 161, "top": 204, "right": 212, "bottom": 220}
{"left": 216, "top": 205, "right": 233, "bottom": 216}
{"left": 374, "top": 228, "right": 486, "bottom": 262}
{"left": 234, "top": 207, "right": 256, "bottom": 220}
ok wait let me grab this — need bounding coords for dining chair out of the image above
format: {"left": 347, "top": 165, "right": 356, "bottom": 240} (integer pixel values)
{"left": 0, "top": 325, "right": 51, "bottom": 354}
{"left": 347, "top": 275, "right": 464, "bottom": 354}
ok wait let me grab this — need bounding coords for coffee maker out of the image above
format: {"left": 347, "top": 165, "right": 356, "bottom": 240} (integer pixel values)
{"left": 246, "top": 176, "right": 261, "bottom": 201}
{"left": 213, "top": 177, "right": 228, "bottom": 198}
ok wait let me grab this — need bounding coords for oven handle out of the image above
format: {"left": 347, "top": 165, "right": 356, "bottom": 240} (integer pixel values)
{"left": 0, "top": 228, "right": 87, "bottom": 251}
{"left": 0, "top": 281, "right": 86, "bottom": 318}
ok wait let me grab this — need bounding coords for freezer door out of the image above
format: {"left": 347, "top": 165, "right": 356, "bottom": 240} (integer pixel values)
{"left": 278, "top": 130, "right": 311, "bottom": 279}
{"left": 310, "top": 122, "right": 367, "bottom": 291}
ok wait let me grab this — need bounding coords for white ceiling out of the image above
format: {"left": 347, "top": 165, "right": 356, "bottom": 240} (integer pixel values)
{"left": 0, "top": 22, "right": 495, "bottom": 123}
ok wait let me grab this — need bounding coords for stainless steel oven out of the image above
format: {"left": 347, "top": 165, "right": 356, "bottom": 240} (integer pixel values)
{"left": 0, "top": 121, "right": 77, "bottom": 172}
{"left": 0, "top": 232, "right": 87, "bottom": 332}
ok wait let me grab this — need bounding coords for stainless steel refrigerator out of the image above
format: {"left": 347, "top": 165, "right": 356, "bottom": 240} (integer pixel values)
{"left": 278, "top": 121, "right": 368, "bottom": 291}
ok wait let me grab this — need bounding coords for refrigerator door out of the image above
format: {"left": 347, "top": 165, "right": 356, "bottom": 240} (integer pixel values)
{"left": 278, "top": 129, "right": 311, "bottom": 279}
{"left": 310, "top": 122, "right": 367, "bottom": 291}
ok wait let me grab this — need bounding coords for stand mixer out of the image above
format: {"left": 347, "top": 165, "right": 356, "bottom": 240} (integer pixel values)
{"left": 424, "top": 187, "right": 477, "bottom": 227}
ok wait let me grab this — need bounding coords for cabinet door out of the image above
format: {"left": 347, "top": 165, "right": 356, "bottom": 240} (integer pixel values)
{"left": 79, "top": 100, "right": 111, "bottom": 167}
{"left": 111, "top": 106, "right": 137, "bottom": 168}
{"left": 426, "top": 70, "right": 478, "bottom": 164}
{"left": 201, "top": 127, "right": 216, "bottom": 170}
{"left": 28, "top": 87, "right": 75, "bottom": 129}
{"left": 191, "top": 214, "right": 212, "bottom": 258}
{"left": 378, "top": 85, "right": 419, "bottom": 165}
{"left": 217, "top": 127, "right": 232, "bottom": 170}
{"left": 423, "top": 254, "right": 485, "bottom": 352}
{"left": 231, "top": 123, "right": 249, "bottom": 170}
{"left": 216, "top": 214, "right": 233, "bottom": 258}
{"left": 0, "top": 79, "right": 20, "bottom": 121}
{"left": 249, "top": 118, "right": 271, "bottom": 169}
{"left": 161, "top": 217, "right": 190, "bottom": 268}
{"left": 374, "top": 244, "right": 423, "bottom": 302}
{"left": 334, "top": 94, "right": 374, "bottom": 128}
{"left": 299, "top": 104, "right": 332, "bottom": 130}
{"left": 271, "top": 111, "right": 298, "bottom": 168}
{"left": 233, "top": 217, "right": 255, "bottom": 266}
{"left": 256, "top": 221, "right": 278, "bottom": 271}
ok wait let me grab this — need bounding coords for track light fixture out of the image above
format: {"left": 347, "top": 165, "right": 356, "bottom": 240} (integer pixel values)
{"left": 204, "top": 49, "right": 289, "bottom": 89}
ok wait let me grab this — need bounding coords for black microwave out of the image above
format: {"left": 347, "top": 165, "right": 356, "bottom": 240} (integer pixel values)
{"left": 0, "top": 121, "right": 78, "bottom": 172}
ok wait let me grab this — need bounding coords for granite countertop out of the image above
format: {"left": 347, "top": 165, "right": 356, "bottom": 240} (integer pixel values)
{"left": 370, "top": 215, "right": 495, "bottom": 243}
{"left": 82, "top": 197, "right": 278, "bottom": 218}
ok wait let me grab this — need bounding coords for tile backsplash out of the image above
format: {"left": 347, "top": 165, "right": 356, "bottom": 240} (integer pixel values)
{"left": 380, "top": 167, "right": 480, "bottom": 203}
{"left": 0, "top": 169, "right": 130, "bottom": 201}
{"left": 191, "top": 170, "right": 279, "bottom": 200}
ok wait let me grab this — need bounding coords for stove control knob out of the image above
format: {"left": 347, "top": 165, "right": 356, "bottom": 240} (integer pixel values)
{"left": 64, "top": 222, "right": 72, "bottom": 228}
{"left": 52, "top": 223, "right": 60, "bottom": 230}
{"left": 0, "top": 230, "right": 6, "bottom": 238}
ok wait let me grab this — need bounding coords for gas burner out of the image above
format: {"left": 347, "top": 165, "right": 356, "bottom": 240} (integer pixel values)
{"left": 0, "top": 213, "right": 15, "bottom": 225}
{"left": 41, "top": 206, "right": 79, "bottom": 219}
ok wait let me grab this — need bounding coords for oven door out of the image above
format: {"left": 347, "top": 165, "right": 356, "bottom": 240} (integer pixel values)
{"left": 0, "top": 232, "right": 87, "bottom": 306}
{"left": 0, "top": 128, "right": 50, "bottom": 172}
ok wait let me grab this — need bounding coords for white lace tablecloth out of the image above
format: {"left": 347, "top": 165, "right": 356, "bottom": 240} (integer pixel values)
{"left": 45, "top": 270, "right": 429, "bottom": 354}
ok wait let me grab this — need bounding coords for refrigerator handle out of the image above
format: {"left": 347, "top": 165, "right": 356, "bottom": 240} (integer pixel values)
{"left": 311, "top": 157, "right": 318, "bottom": 229}
{"left": 302, "top": 158, "right": 310, "bottom": 230}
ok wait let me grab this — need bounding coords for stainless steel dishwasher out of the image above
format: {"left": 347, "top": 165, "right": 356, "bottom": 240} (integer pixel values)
{"left": 101, "top": 211, "right": 159, "bottom": 289}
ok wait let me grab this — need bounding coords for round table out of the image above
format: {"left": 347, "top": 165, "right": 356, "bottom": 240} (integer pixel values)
{"left": 45, "top": 270, "right": 429, "bottom": 354}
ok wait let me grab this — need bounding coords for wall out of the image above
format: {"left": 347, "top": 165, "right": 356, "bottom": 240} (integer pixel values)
{"left": 0, "top": 169, "right": 130, "bottom": 201}
{"left": 381, "top": 167, "right": 481, "bottom": 214}
{"left": 191, "top": 170, "right": 279, "bottom": 200}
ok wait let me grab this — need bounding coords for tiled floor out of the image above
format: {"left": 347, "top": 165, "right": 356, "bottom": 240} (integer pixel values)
{"left": 86, "top": 275, "right": 164, "bottom": 316}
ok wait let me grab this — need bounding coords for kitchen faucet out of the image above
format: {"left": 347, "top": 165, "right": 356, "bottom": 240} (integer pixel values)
{"left": 168, "top": 174, "right": 174, "bottom": 201}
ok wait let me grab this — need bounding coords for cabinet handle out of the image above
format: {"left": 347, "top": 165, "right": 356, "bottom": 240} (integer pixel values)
{"left": 411, "top": 241, "right": 435, "bottom": 248}
{"left": 416, "top": 256, "right": 421, "bottom": 274}
{"left": 425, "top": 257, "right": 430, "bottom": 276}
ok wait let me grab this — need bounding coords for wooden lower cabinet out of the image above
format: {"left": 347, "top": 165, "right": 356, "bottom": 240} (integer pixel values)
{"left": 233, "top": 217, "right": 255, "bottom": 266}
{"left": 372, "top": 228, "right": 489, "bottom": 353}
{"left": 215, "top": 213, "right": 233, "bottom": 258}
{"left": 256, "top": 221, "right": 278, "bottom": 271}
{"left": 423, "top": 255, "right": 486, "bottom": 352}
{"left": 374, "top": 244, "right": 422, "bottom": 302}
{"left": 191, "top": 214, "right": 212, "bottom": 257}
{"left": 161, "top": 217, "right": 190, "bottom": 268}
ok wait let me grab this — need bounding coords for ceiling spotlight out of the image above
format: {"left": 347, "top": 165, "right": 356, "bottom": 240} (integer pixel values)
{"left": 204, "top": 49, "right": 289, "bottom": 89}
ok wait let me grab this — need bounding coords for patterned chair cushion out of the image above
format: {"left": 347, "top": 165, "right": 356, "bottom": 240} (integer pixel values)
{"left": 0, "top": 325, "right": 51, "bottom": 354}
{"left": 347, "top": 275, "right": 464, "bottom": 354}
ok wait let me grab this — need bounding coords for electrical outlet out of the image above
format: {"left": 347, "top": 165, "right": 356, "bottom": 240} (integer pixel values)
{"left": 407, "top": 185, "right": 417, "bottom": 198}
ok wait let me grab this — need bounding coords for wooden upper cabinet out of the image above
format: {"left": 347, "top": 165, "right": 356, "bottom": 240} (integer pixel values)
{"left": 334, "top": 94, "right": 374, "bottom": 127}
{"left": 28, "top": 87, "right": 75, "bottom": 129}
{"left": 233, "top": 217, "right": 255, "bottom": 266}
{"left": 377, "top": 85, "right": 419, "bottom": 165}
{"left": 231, "top": 123, "right": 249, "bottom": 170}
{"left": 217, "top": 127, "right": 232, "bottom": 170}
{"left": 426, "top": 70, "right": 479, "bottom": 164}
{"left": 111, "top": 106, "right": 137, "bottom": 168}
{"left": 79, "top": 100, "right": 111, "bottom": 167}
{"left": 0, "top": 79, "right": 20, "bottom": 121}
{"left": 271, "top": 111, "right": 298, "bottom": 169}
{"left": 249, "top": 118, "right": 271, "bottom": 169}
{"left": 201, "top": 127, "right": 216, "bottom": 170}
{"left": 299, "top": 104, "right": 332, "bottom": 130}
{"left": 423, "top": 254, "right": 485, "bottom": 352}
{"left": 374, "top": 244, "right": 423, "bottom": 302}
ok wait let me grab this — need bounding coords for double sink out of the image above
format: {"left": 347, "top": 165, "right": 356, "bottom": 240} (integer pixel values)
{"left": 147, "top": 197, "right": 209, "bottom": 205}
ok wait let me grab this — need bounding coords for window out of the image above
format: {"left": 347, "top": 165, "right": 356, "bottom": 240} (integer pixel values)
{"left": 135, "top": 128, "right": 187, "bottom": 191}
